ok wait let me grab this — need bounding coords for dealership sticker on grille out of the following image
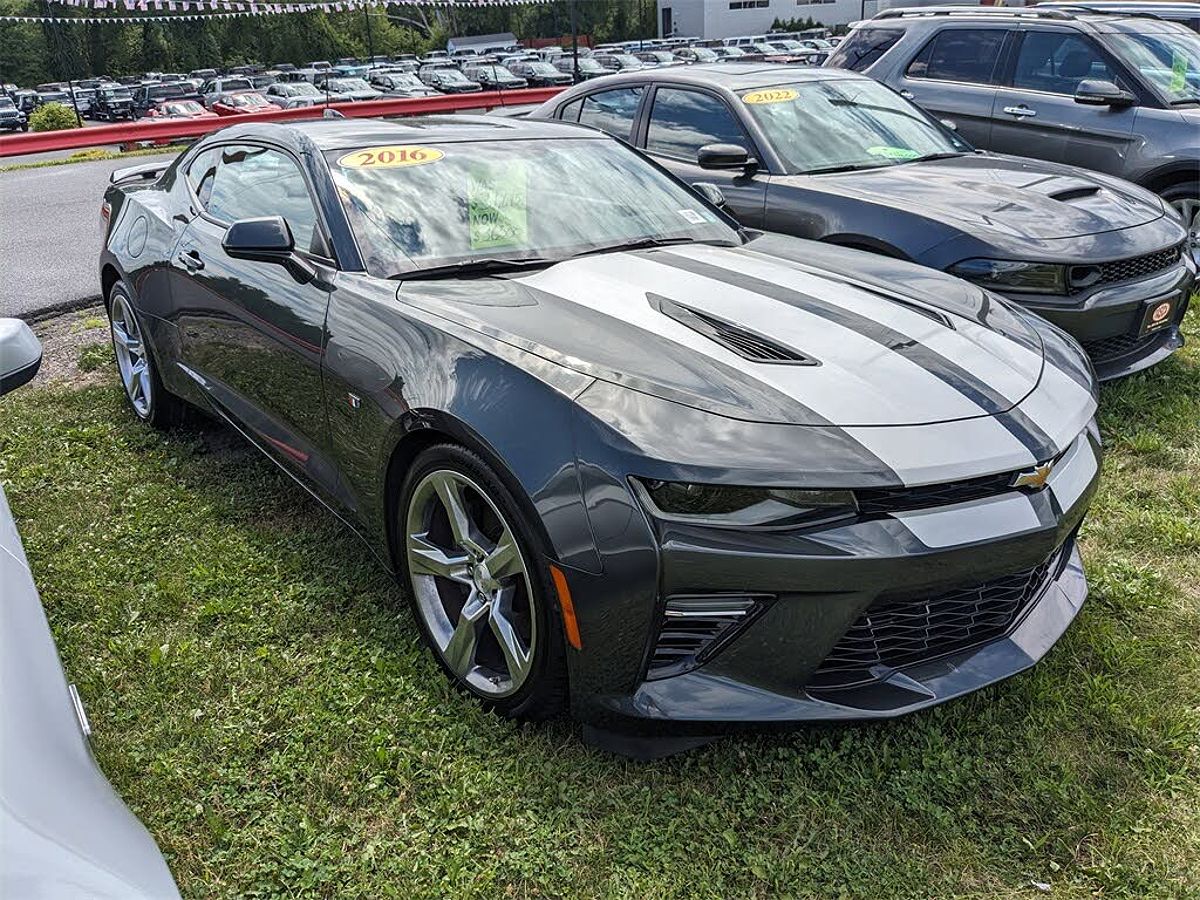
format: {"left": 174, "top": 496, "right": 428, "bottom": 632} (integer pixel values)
{"left": 337, "top": 146, "right": 444, "bottom": 168}
{"left": 1139, "top": 297, "right": 1175, "bottom": 336}
{"left": 741, "top": 88, "right": 799, "bottom": 104}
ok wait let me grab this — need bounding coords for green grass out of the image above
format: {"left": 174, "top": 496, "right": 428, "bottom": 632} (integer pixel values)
{"left": 0, "top": 144, "right": 187, "bottom": 173}
{"left": 1, "top": 309, "right": 1198, "bottom": 899}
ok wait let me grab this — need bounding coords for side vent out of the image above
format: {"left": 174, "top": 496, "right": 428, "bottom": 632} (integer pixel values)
{"left": 649, "top": 293, "right": 818, "bottom": 365}
{"left": 647, "top": 594, "right": 772, "bottom": 680}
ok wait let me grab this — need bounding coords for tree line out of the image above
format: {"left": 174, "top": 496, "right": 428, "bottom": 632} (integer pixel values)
{"left": 0, "top": 0, "right": 657, "bottom": 85}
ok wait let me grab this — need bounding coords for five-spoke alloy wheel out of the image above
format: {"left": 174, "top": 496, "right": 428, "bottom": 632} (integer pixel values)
{"left": 110, "top": 289, "right": 153, "bottom": 418}
{"left": 400, "top": 445, "right": 565, "bottom": 717}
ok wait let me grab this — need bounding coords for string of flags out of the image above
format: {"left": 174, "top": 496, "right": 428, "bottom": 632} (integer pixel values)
{"left": 0, "top": 0, "right": 551, "bottom": 23}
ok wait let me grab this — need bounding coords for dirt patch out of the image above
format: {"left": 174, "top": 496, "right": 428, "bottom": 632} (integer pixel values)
{"left": 30, "top": 303, "right": 112, "bottom": 389}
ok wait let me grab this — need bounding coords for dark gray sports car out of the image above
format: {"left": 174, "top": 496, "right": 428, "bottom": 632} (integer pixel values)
{"left": 100, "top": 117, "right": 1100, "bottom": 754}
{"left": 531, "top": 64, "right": 1196, "bottom": 381}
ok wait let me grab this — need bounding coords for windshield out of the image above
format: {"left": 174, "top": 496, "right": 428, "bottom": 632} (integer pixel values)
{"left": 742, "top": 79, "right": 970, "bottom": 174}
{"left": 613, "top": 55, "right": 643, "bottom": 68}
{"left": 689, "top": 48, "right": 719, "bottom": 61}
{"left": 528, "top": 62, "right": 557, "bottom": 75}
{"left": 163, "top": 101, "right": 203, "bottom": 115}
{"left": 438, "top": 70, "right": 470, "bottom": 82}
{"left": 151, "top": 85, "right": 186, "bottom": 99}
{"left": 390, "top": 74, "right": 425, "bottom": 88}
{"left": 0, "top": 99, "right": 13, "bottom": 109}
{"left": 1107, "top": 30, "right": 1200, "bottom": 104}
{"left": 327, "top": 138, "right": 736, "bottom": 277}
{"left": 331, "top": 78, "right": 372, "bottom": 91}
{"left": 103, "top": 88, "right": 132, "bottom": 99}
{"left": 290, "top": 82, "right": 321, "bottom": 95}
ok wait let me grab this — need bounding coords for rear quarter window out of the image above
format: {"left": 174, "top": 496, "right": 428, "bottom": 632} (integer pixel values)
{"left": 826, "top": 27, "right": 905, "bottom": 71}
{"left": 906, "top": 28, "right": 1008, "bottom": 84}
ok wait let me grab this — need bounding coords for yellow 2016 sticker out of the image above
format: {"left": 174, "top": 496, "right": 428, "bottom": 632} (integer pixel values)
{"left": 337, "top": 145, "right": 444, "bottom": 169}
{"left": 741, "top": 88, "right": 799, "bottom": 105}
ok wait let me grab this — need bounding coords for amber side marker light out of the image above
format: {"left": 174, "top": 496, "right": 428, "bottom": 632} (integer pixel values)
{"left": 549, "top": 564, "right": 583, "bottom": 650}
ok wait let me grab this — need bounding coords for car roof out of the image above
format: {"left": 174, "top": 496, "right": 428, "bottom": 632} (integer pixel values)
{"left": 220, "top": 115, "right": 608, "bottom": 151}
{"left": 870, "top": 4, "right": 1192, "bottom": 32}
{"left": 572, "top": 62, "right": 865, "bottom": 90}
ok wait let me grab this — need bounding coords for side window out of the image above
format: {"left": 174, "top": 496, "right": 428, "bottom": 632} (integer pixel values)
{"left": 826, "top": 27, "right": 905, "bottom": 72}
{"left": 186, "top": 147, "right": 220, "bottom": 209}
{"left": 1012, "top": 32, "right": 1114, "bottom": 95}
{"left": 576, "top": 86, "right": 644, "bottom": 141}
{"left": 906, "top": 28, "right": 1007, "bottom": 84}
{"left": 645, "top": 88, "right": 746, "bottom": 161}
{"left": 205, "top": 145, "right": 326, "bottom": 257}
{"left": 558, "top": 97, "right": 583, "bottom": 122}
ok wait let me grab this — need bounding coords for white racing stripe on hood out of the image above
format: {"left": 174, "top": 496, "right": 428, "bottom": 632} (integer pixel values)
{"left": 1017, "top": 360, "right": 1098, "bottom": 453}
{"left": 520, "top": 251, "right": 1016, "bottom": 427}
{"left": 844, "top": 417, "right": 1038, "bottom": 485}
{"left": 682, "top": 244, "right": 1044, "bottom": 404}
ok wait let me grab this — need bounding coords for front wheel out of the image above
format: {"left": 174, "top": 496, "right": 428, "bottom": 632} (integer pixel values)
{"left": 1162, "top": 181, "right": 1199, "bottom": 257}
{"left": 108, "top": 284, "right": 186, "bottom": 428}
{"left": 398, "top": 444, "right": 567, "bottom": 720}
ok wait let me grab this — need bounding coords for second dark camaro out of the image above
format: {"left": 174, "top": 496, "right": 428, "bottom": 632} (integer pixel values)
{"left": 101, "top": 117, "right": 1100, "bottom": 754}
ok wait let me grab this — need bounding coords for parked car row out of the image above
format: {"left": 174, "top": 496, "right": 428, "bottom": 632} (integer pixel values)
{"left": 0, "top": 30, "right": 844, "bottom": 128}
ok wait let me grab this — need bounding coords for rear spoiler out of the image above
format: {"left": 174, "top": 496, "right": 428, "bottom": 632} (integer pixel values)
{"left": 109, "top": 161, "right": 170, "bottom": 185}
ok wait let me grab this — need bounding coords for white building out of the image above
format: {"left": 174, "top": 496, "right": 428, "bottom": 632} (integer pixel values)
{"left": 656, "top": 0, "right": 985, "bottom": 38}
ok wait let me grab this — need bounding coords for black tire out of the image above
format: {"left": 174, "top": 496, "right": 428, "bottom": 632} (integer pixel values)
{"left": 106, "top": 282, "right": 187, "bottom": 429}
{"left": 397, "top": 443, "right": 567, "bottom": 720}
{"left": 1161, "top": 180, "right": 1199, "bottom": 248}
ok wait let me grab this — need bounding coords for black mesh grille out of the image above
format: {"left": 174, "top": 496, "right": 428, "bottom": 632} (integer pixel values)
{"left": 1082, "top": 330, "right": 1160, "bottom": 365}
{"left": 647, "top": 595, "right": 770, "bottom": 680}
{"left": 808, "top": 546, "right": 1066, "bottom": 689}
{"left": 856, "top": 471, "right": 1017, "bottom": 516}
{"left": 1093, "top": 245, "right": 1181, "bottom": 287}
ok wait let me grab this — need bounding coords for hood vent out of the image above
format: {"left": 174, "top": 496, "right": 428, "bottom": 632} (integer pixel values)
{"left": 1048, "top": 185, "right": 1100, "bottom": 203}
{"left": 649, "top": 293, "right": 818, "bottom": 366}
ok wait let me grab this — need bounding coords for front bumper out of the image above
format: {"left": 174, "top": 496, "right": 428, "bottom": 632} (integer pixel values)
{"left": 571, "top": 429, "right": 1100, "bottom": 733}
{"left": 1000, "top": 256, "right": 1194, "bottom": 381}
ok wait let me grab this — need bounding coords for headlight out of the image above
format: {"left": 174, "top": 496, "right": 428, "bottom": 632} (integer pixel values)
{"left": 949, "top": 258, "right": 1067, "bottom": 295}
{"left": 632, "top": 479, "right": 858, "bottom": 529}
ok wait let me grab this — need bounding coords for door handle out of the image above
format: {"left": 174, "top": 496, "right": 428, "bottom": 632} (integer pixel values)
{"left": 178, "top": 249, "right": 204, "bottom": 271}
{"left": 1003, "top": 105, "right": 1037, "bottom": 118}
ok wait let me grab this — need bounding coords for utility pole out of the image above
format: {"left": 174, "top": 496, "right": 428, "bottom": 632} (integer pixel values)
{"left": 570, "top": 0, "right": 578, "bottom": 81}
{"left": 363, "top": 1, "right": 375, "bottom": 61}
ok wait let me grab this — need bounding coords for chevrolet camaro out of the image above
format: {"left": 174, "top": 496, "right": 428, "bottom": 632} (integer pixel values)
{"left": 100, "top": 117, "right": 1101, "bottom": 754}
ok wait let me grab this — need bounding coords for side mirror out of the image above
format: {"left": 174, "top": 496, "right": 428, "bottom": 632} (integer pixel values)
{"left": 222, "top": 216, "right": 316, "bottom": 284}
{"left": 692, "top": 181, "right": 728, "bottom": 209}
{"left": 1074, "top": 79, "right": 1135, "bottom": 108}
{"left": 697, "top": 143, "right": 758, "bottom": 174}
{"left": 0, "top": 318, "right": 43, "bottom": 396}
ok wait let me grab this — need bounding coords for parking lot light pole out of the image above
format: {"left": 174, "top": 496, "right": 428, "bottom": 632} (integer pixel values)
{"left": 570, "top": 0, "right": 579, "bottom": 81}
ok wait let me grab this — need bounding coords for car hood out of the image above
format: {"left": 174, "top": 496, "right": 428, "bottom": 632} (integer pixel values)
{"left": 398, "top": 237, "right": 1050, "bottom": 428}
{"left": 790, "top": 153, "right": 1164, "bottom": 240}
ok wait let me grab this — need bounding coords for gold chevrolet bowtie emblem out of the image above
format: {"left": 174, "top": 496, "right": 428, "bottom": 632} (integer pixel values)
{"left": 1012, "top": 461, "right": 1054, "bottom": 490}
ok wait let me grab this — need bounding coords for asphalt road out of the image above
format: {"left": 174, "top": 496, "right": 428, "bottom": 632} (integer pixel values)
{"left": 0, "top": 151, "right": 178, "bottom": 319}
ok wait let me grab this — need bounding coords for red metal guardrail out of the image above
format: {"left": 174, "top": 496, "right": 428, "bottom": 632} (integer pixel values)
{"left": 0, "top": 87, "right": 564, "bottom": 158}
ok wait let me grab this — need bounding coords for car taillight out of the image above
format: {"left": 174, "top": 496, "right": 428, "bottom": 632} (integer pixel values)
{"left": 100, "top": 201, "right": 111, "bottom": 233}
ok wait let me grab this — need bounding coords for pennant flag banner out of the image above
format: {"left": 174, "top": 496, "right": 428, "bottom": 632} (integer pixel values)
{"left": 0, "top": 0, "right": 552, "bottom": 22}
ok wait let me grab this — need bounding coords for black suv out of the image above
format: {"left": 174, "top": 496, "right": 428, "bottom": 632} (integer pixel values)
{"left": 92, "top": 86, "right": 135, "bottom": 120}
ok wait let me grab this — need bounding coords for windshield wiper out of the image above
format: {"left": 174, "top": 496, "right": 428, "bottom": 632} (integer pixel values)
{"left": 802, "top": 162, "right": 891, "bottom": 175}
{"left": 1168, "top": 96, "right": 1200, "bottom": 106}
{"left": 576, "top": 236, "right": 735, "bottom": 257}
{"left": 904, "top": 151, "right": 967, "bottom": 163}
{"left": 391, "top": 256, "right": 555, "bottom": 282}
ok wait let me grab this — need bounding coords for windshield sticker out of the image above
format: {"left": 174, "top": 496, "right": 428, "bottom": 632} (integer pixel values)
{"left": 337, "top": 145, "right": 444, "bottom": 169}
{"left": 866, "top": 145, "right": 920, "bottom": 161}
{"left": 677, "top": 208, "right": 707, "bottom": 225}
{"left": 741, "top": 88, "right": 799, "bottom": 105}
{"left": 467, "top": 162, "right": 529, "bottom": 250}
{"left": 1170, "top": 52, "right": 1188, "bottom": 92}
